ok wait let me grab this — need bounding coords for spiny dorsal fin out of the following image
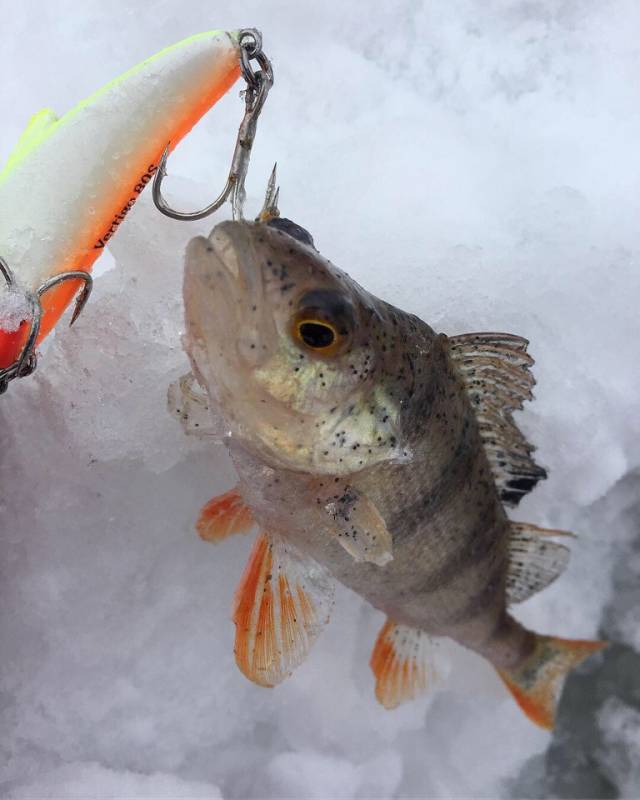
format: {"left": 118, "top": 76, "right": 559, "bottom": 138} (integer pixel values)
{"left": 232, "top": 533, "right": 334, "bottom": 687}
{"left": 450, "top": 331, "right": 530, "bottom": 352}
{"left": 370, "top": 619, "right": 441, "bottom": 709}
{"left": 448, "top": 332, "right": 547, "bottom": 506}
{"left": 196, "top": 487, "right": 255, "bottom": 543}
{"left": 507, "top": 522, "right": 573, "bottom": 604}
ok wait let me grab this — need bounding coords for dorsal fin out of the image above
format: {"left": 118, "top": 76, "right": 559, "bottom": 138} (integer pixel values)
{"left": 232, "top": 533, "right": 334, "bottom": 687}
{"left": 448, "top": 332, "right": 547, "bottom": 506}
{"left": 507, "top": 522, "right": 573, "bottom": 604}
{"left": 369, "top": 619, "right": 441, "bottom": 709}
{"left": 1, "top": 108, "right": 58, "bottom": 178}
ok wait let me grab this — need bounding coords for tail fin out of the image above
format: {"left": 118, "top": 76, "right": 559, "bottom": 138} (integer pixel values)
{"left": 498, "top": 635, "right": 606, "bottom": 729}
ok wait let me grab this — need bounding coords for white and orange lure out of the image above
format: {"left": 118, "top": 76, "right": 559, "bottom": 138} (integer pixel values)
{"left": 0, "top": 28, "right": 270, "bottom": 391}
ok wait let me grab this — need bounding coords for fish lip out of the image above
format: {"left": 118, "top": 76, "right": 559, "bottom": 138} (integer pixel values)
{"left": 207, "top": 220, "right": 246, "bottom": 280}
{"left": 204, "top": 220, "right": 273, "bottom": 321}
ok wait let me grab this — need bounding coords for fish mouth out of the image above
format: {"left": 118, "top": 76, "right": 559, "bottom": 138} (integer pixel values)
{"left": 183, "top": 220, "right": 278, "bottom": 383}
{"left": 200, "top": 220, "right": 270, "bottom": 305}
{"left": 205, "top": 221, "right": 247, "bottom": 281}
{"left": 184, "top": 221, "right": 260, "bottom": 317}
{"left": 183, "top": 219, "right": 308, "bottom": 465}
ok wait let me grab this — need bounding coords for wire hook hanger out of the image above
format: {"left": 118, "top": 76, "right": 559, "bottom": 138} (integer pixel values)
{"left": 152, "top": 28, "right": 274, "bottom": 222}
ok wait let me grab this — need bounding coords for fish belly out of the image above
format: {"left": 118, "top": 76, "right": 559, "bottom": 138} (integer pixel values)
{"left": 232, "top": 417, "right": 523, "bottom": 668}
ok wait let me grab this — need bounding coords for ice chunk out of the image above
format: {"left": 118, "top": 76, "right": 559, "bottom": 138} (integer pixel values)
{"left": 0, "top": 285, "right": 30, "bottom": 332}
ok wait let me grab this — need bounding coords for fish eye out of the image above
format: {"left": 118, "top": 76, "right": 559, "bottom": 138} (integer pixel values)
{"left": 291, "top": 290, "right": 355, "bottom": 357}
{"left": 296, "top": 319, "right": 337, "bottom": 350}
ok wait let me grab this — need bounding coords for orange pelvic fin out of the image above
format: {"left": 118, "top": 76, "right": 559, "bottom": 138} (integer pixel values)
{"left": 498, "top": 635, "right": 607, "bottom": 729}
{"left": 232, "top": 533, "right": 334, "bottom": 688}
{"left": 370, "top": 619, "right": 438, "bottom": 709}
{"left": 196, "top": 487, "right": 254, "bottom": 543}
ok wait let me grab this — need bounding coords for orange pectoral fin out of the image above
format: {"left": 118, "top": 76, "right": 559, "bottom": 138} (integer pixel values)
{"left": 232, "top": 533, "right": 334, "bottom": 688}
{"left": 196, "top": 487, "right": 255, "bottom": 543}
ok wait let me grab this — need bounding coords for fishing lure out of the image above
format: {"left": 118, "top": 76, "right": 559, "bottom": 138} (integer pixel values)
{"left": 0, "top": 27, "right": 272, "bottom": 393}
{"left": 169, "top": 210, "right": 605, "bottom": 730}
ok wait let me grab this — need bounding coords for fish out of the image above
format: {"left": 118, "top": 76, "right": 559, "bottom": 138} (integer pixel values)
{"left": 0, "top": 29, "right": 242, "bottom": 378}
{"left": 170, "top": 215, "right": 605, "bottom": 729}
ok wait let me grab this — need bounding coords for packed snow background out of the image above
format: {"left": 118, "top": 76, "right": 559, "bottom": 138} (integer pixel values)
{"left": 2, "top": 1, "right": 639, "bottom": 797}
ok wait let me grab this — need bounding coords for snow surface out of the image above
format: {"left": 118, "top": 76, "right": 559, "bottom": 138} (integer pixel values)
{"left": 1, "top": 1, "right": 639, "bottom": 797}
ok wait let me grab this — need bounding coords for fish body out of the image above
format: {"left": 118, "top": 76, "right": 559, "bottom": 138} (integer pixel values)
{"left": 0, "top": 29, "right": 241, "bottom": 370}
{"left": 228, "top": 313, "right": 522, "bottom": 665}
{"left": 176, "top": 217, "right": 604, "bottom": 728}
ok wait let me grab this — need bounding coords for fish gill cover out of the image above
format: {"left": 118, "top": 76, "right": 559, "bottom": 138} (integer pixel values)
{"left": 1, "top": 1, "right": 639, "bottom": 798}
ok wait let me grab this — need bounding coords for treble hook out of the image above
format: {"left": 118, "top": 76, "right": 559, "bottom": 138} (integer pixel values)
{"left": 152, "top": 28, "right": 274, "bottom": 222}
{"left": 0, "top": 262, "right": 93, "bottom": 395}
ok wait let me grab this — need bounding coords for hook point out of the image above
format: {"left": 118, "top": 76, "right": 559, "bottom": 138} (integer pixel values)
{"left": 258, "top": 163, "right": 280, "bottom": 221}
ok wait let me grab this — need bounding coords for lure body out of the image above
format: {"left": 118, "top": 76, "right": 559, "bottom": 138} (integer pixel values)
{"left": 0, "top": 29, "right": 241, "bottom": 369}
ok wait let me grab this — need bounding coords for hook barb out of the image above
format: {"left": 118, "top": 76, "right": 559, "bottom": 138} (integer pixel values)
{"left": 37, "top": 270, "right": 93, "bottom": 327}
{"left": 0, "top": 268, "right": 93, "bottom": 395}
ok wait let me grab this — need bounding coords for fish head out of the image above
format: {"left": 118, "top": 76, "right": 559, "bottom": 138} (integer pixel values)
{"left": 184, "top": 218, "right": 412, "bottom": 474}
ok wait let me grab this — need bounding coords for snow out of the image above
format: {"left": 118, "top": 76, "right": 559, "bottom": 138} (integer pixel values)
{"left": 6, "top": 763, "right": 222, "bottom": 799}
{"left": 598, "top": 698, "right": 640, "bottom": 797}
{"left": 1, "top": 1, "right": 639, "bottom": 797}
